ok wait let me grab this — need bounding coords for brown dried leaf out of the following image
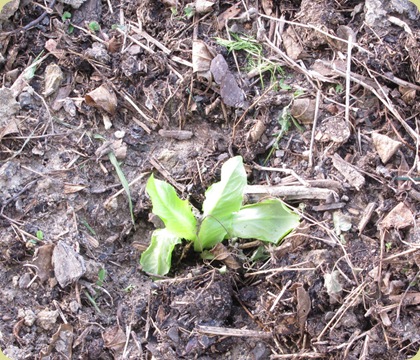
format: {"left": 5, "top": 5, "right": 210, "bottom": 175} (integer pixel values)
{"left": 40, "top": 324, "right": 74, "bottom": 358}
{"left": 43, "top": 64, "right": 64, "bottom": 97}
{"left": 332, "top": 154, "right": 365, "bottom": 191}
{"left": 261, "top": 0, "right": 273, "bottom": 15}
{"left": 85, "top": 85, "right": 118, "bottom": 115}
{"left": 217, "top": 3, "right": 241, "bottom": 30}
{"left": 0, "top": 117, "right": 19, "bottom": 142}
{"left": 192, "top": 40, "right": 214, "bottom": 73}
{"left": 32, "top": 244, "right": 54, "bottom": 283}
{"left": 291, "top": 98, "right": 316, "bottom": 124}
{"left": 380, "top": 202, "right": 413, "bottom": 230}
{"left": 64, "top": 183, "right": 87, "bottom": 194}
{"left": 103, "top": 325, "right": 126, "bottom": 353}
{"left": 44, "top": 39, "right": 66, "bottom": 59}
{"left": 371, "top": 132, "right": 401, "bottom": 164}
{"left": 296, "top": 286, "right": 311, "bottom": 334}
{"left": 210, "top": 243, "right": 241, "bottom": 270}
{"left": 210, "top": 54, "right": 246, "bottom": 108}
{"left": 195, "top": 0, "right": 214, "bottom": 14}
{"left": 52, "top": 241, "right": 86, "bottom": 288}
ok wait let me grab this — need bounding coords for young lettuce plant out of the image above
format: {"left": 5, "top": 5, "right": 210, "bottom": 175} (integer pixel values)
{"left": 140, "top": 156, "right": 300, "bottom": 275}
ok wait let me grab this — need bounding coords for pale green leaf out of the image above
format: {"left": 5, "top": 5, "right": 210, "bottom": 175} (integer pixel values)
{"left": 231, "top": 199, "right": 300, "bottom": 243}
{"left": 409, "top": 0, "right": 420, "bottom": 11}
{"left": 195, "top": 156, "right": 247, "bottom": 251}
{"left": 146, "top": 174, "right": 197, "bottom": 241}
{"left": 140, "top": 229, "right": 182, "bottom": 275}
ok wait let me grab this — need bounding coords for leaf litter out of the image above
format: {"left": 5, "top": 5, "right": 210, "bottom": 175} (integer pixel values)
{"left": 0, "top": 0, "right": 419, "bottom": 358}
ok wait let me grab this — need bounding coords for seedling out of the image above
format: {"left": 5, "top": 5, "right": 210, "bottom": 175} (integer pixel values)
{"left": 216, "top": 33, "right": 284, "bottom": 89}
{"left": 140, "top": 156, "right": 300, "bottom": 275}
{"left": 108, "top": 151, "right": 135, "bottom": 225}
{"left": 81, "top": 219, "right": 96, "bottom": 236}
{"left": 36, "top": 230, "right": 44, "bottom": 241}
{"left": 264, "top": 104, "right": 304, "bottom": 164}
{"left": 85, "top": 268, "right": 107, "bottom": 313}
{"left": 61, "top": 11, "right": 74, "bottom": 34}
{"left": 88, "top": 21, "right": 100, "bottom": 32}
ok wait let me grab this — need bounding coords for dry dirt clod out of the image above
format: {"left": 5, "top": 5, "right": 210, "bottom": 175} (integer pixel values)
{"left": 36, "top": 309, "right": 59, "bottom": 330}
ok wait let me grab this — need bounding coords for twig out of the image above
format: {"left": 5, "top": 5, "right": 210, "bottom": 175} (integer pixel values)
{"left": 1, "top": 0, "right": 57, "bottom": 36}
{"left": 196, "top": 325, "right": 272, "bottom": 338}
{"left": 252, "top": 163, "right": 310, "bottom": 187}
{"left": 308, "top": 90, "right": 321, "bottom": 168}
{"left": 244, "top": 184, "right": 338, "bottom": 201}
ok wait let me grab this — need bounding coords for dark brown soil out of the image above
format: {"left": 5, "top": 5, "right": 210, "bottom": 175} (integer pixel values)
{"left": 0, "top": 0, "right": 419, "bottom": 359}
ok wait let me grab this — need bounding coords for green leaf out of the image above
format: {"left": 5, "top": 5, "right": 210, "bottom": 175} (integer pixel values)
{"left": 195, "top": 156, "right": 247, "bottom": 251}
{"left": 36, "top": 230, "right": 44, "bottom": 240}
{"left": 231, "top": 199, "right": 300, "bottom": 244}
{"left": 146, "top": 174, "right": 197, "bottom": 241}
{"left": 62, "top": 11, "right": 72, "bottom": 21}
{"left": 140, "top": 229, "right": 182, "bottom": 275}
{"left": 88, "top": 21, "right": 100, "bottom": 32}
{"left": 409, "top": 0, "right": 420, "bottom": 11}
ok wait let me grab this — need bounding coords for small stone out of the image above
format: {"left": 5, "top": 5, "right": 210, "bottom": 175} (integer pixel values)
{"left": 371, "top": 132, "right": 401, "bottom": 164}
{"left": 114, "top": 130, "right": 125, "bottom": 139}
{"left": 69, "top": 300, "right": 81, "bottom": 313}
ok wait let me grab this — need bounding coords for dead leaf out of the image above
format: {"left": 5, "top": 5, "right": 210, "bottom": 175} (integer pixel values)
{"left": 371, "top": 132, "right": 401, "bottom": 164}
{"left": 43, "top": 64, "right": 64, "bottom": 97}
{"left": 85, "top": 85, "right": 118, "bottom": 115}
{"left": 261, "top": 0, "right": 273, "bottom": 15}
{"left": 291, "top": 98, "right": 316, "bottom": 124}
{"left": 247, "top": 119, "right": 266, "bottom": 143}
{"left": 195, "top": 0, "right": 214, "bottom": 14}
{"left": 52, "top": 241, "right": 86, "bottom": 288}
{"left": 210, "top": 54, "right": 246, "bottom": 108}
{"left": 380, "top": 202, "right": 413, "bottom": 230}
{"left": 210, "top": 243, "right": 241, "bottom": 270}
{"left": 282, "top": 27, "right": 304, "bottom": 60}
{"left": 296, "top": 286, "right": 311, "bottom": 334}
{"left": 332, "top": 154, "right": 365, "bottom": 191}
{"left": 40, "top": 324, "right": 74, "bottom": 358}
{"left": 103, "top": 325, "right": 126, "bottom": 353}
{"left": 0, "top": 117, "right": 19, "bottom": 142}
{"left": 217, "top": 3, "right": 241, "bottom": 30}
{"left": 316, "top": 116, "right": 351, "bottom": 143}
{"left": 32, "top": 244, "right": 54, "bottom": 282}
{"left": 51, "top": 84, "right": 73, "bottom": 112}
{"left": 64, "top": 183, "right": 87, "bottom": 194}
{"left": 192, "top": 40, "right": 214, "bottom": 73}
{"left": 44, "top": 39, "right": 66, "bottom": 59}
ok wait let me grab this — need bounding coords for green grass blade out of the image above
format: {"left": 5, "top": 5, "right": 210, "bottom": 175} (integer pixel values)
{"left": 108, "top": 151, "right": 135, "bottom": 225}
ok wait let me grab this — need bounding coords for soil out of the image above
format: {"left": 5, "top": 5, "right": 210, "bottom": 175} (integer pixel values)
{"left": 0, "top": 0, "right": 419, "bottom": 359}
